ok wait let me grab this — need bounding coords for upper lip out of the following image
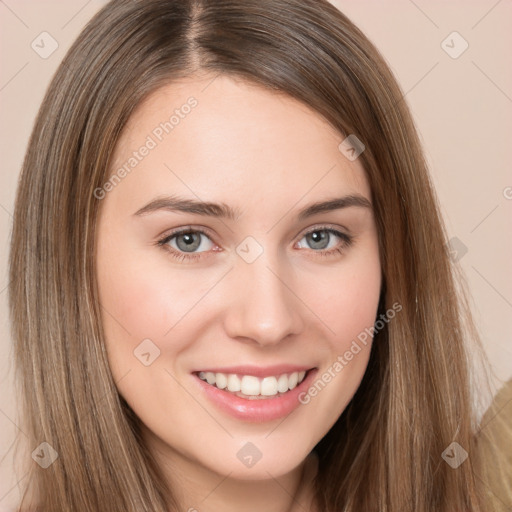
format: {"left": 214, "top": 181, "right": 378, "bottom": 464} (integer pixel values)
{"left": 193, "top": 364, "right": 316, "bottom": 379}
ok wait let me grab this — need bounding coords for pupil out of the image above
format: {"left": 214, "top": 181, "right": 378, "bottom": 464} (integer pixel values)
{"left": 177, "top": 232, "right": 200, "bottom": 252}
{"left": 309, "top": 230, "right": 328, "bottom": 249}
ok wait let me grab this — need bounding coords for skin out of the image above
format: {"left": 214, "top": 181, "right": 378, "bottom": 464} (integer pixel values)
{"left": 95, "top": 73, "right": 382, "bottom": 512}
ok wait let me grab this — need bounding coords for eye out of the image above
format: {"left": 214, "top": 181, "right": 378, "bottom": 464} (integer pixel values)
{"left": 157, "top": 225, "right": 353, "bottom": 263}
{"left": 296, "top": 226, "right": 353, "bottom": 257}
{"left": 157, "top": 227, "right": 216, "bottom": 262}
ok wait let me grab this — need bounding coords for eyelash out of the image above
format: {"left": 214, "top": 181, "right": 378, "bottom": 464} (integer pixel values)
{"left": 156, "top": 225, "right": 354, "bottom": 263}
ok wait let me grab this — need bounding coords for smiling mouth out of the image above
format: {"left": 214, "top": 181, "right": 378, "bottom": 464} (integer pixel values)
{"left": 194, "top": 369, "right": 314, "bottom": 400}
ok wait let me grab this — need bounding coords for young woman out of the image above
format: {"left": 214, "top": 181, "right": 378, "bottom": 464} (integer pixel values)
{"left": 8, "top": 0, "right": 509, "bottom": 510}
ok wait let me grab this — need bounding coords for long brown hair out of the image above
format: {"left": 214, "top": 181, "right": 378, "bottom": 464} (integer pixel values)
{"left": 8, "top": 0, "right": 502, "bottom": 510}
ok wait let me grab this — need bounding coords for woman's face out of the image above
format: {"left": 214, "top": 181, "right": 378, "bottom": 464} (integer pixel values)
{"left": 96, "top": 74, "right": 381, "bottom": 482}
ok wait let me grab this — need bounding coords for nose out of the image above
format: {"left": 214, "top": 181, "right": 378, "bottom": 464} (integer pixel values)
{"left": 223, "top": 253, "right": 305, "bottom": 347}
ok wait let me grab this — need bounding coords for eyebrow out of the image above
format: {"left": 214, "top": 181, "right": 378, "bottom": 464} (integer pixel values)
{"left": 133, "top": 193, "right": 372, "bottom": 221}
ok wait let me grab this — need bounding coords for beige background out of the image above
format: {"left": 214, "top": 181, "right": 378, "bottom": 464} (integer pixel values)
{"left": 0, "top": 0, "right": 511, "bottom": 508}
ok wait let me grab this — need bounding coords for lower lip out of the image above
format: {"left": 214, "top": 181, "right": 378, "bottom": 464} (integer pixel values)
{"left": 193, "top": 369, "right": 318, "bottom": 423}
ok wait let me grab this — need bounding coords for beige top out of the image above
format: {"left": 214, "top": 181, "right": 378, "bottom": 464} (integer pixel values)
{"left": 474, "top": 378, "right": 512, "bottom": 511}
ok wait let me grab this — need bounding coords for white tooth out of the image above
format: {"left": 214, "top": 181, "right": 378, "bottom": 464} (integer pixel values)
{"left": 288, "top": 372, "right": 298, "bottom": 390}
{"left": 200, "top": 370, "right": 307, "bottom": 395}
{"left": 277, "top": 374, "right": 289, "bottom": 393}
{"left": 227, "top": 374, "right": 241, "bottom": 392}
{"left": 215, "top": 372, "right": 227, "bottom": 389}
{"left": 241, "top": 375, "right": 260, "bottom": 395}
{"left": 260, "top": 376, "right": 278, "bottom": 396}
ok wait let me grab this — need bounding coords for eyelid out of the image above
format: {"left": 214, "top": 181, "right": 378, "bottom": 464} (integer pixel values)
{"left": 156, "top": 223, "right": 353, "bottom": 261}
{"left": 300, "top": 222, "right": 351, "bottom": 237}
{"left": 158, "top": 223, "right": 350, "bottom": 243}
{"left": 297, "top": 224, "right": 353, "bottom": 249}
{"left": 157, "top": 225, "right": 218, "bottom": 250}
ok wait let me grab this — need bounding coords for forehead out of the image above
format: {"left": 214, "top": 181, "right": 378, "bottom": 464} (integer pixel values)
{"left": 108, "top": 74, "right": 371, "bottom": 213}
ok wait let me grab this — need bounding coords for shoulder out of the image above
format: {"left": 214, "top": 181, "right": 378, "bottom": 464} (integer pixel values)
{"left": 474, "top": 378, "right": 512, "bottom": 510}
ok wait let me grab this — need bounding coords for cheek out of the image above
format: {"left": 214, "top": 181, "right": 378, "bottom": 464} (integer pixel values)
{"left": 306, "top": 250, "right": 382, "bottom": 351}
{"left": 97, "top": 246, "right": 205, "bottom": 346}
{"left": 294, "top": 249, "right": 381, "bottom": 416}
{"left": 95, "top": 232, "right": 179, "bottom": 381}
{"left": 96, "top": 243, "right": 232, "bottom": 388}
